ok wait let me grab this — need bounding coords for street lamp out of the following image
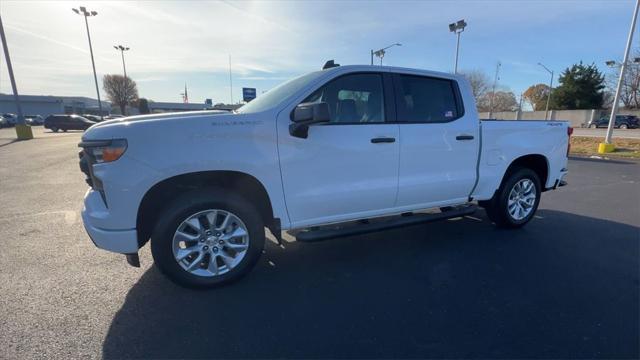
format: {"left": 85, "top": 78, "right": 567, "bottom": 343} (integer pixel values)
{"left": 72, "top": 6, "right": 103, "bottom": 120}
{"left": 371, "top": 43, "right": 401, "bottom": 66}
{"left": 601, "top": 0, "right": 639, "bottom": 153}
{"left": 114, "top": 45, "right": 130, "bottom": 115}
{"left": 537, "top": 62, "right": 554, "bottom": 120}
{"left": 449, "top": 19, "right": 467, "bottom": 74}
{"left": 605, "top": 57, "right": 640, "bottom": 68}
{"left": 113, "top": 45, "right": 130, "bottom": 79}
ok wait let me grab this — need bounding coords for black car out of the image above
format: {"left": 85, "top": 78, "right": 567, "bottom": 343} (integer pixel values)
{"left": 588, "top": 115, "right": 640, "bottom": 129}
{"left": 44, "top": 114, "right": 96, "bottom": 132}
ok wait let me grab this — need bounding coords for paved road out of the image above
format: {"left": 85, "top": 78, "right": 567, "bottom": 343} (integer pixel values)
{"left": 573, "top": 127, "right": 640, "bottom": 139}
{"left": 1, "top": 127, "right": 638, "bottom": 359}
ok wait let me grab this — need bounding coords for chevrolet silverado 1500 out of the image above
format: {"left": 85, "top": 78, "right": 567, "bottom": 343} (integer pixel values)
{"left": 79, "top": 64, "right": 570, "bottom": 288}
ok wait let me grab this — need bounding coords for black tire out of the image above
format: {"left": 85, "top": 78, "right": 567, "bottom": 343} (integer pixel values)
{"left": 151, "top": 188, "right": 265, "bottom": 289}
{"left": 62, "top": 128, "right": 68, "bottom": 132}
{"left": 620, "top": 124, "right": 628, "bottom": 129}
{"left": 480, "top": 167, "right": 541, "bottom": 228}
{"left": 51, "top": 127, "right": 58, "bottom": 133}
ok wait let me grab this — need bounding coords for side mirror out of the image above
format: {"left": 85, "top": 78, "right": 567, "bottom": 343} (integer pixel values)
{"left": 289, "top": 102, "right": 330, "bottom": 138}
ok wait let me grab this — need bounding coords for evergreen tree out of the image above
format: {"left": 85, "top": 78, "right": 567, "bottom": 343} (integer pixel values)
{"left": 551, "top": 62, "right": 605, "bottom": 109}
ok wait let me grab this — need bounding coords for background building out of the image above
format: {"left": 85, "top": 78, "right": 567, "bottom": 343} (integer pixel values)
{"left": 0, "top": 94, "right": 110, "bottom": 118}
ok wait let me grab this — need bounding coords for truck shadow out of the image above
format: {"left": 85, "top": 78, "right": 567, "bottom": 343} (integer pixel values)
{"left": 102, "top": 209, "right": 639, "bottom": 359}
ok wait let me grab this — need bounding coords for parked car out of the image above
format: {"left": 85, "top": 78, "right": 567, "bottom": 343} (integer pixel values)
{"left": 25, "top": 115, "right": 45, "bottom": 126}
{"left": 79, "top": 64, "right": 570, "bottom": 289}
{"left": 44, "top": 114, "right": 96, "bottom": 132}
{"left": 2, "top": 113, "right": 18, "bottom": 126}
{"left": 0, "top": 115, "right": 8, "bottom": 128}
{"left": 588, "top": 115, "right": 639, "bottom": 129}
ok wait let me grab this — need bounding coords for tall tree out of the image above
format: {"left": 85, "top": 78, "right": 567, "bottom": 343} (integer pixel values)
{"left": 103, "top": 74, "right": 139, "bottom": 115}
{"left": 522, "top": 83, "right": 551, "bottom": 111}
{"left": 477, "top": 91, "right": 518, "bottom": 112}
{"left": 460, "top": 70, "right": 490, "bottom": 104}
{"left": 551, "top": 62, "right": 605, "bottom": 109}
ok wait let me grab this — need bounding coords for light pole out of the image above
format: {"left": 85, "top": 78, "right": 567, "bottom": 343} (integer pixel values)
{"left": 448, "top": 19, "right": 467, "bottom": 74}
{"left": 488, "top": 61, "right": 501, "bottom": 119}
{"left": 72, "top": 6, "right": 104, "bottom": 120}
{"left": 114, "top": 45, "right": 129, "bottom": 115}
{"left": 371, "top": 43, "right": 401, "bottom": 66}
{"left": 113, "top": 45, "right": 129, "bottom": 79}
{"left": 0, "top": 15, "right": 32, "bottom": 139}
{"left": 601, "top": 0, "right": 639, "bottom": 153}
{"left": 537, "top": 62, "right": 554, "bottom": 120}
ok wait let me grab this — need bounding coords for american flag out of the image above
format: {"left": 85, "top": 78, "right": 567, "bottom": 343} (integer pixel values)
{"left": 181, "top": 84, "right": 189, "bottom": 103}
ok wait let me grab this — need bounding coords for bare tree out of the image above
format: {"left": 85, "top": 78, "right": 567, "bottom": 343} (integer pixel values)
{"left": 522, "top": 83, "right": 551, "bottom": 111}
{"left": 460, "top": 70, "right": 490, "bottom": 104}
{"left": 103, "top": 74, "right": 138, "bottom": 115}
{"left": 477, "top": 91, "right": 518, "bottom": 112}
{"left": 606, "top": 49, "right": 640, "bottom": 109}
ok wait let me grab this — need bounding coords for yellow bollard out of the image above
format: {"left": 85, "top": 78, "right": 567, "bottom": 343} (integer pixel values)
{"left": 15, "top": 124, "right": 34, "bottom": 140}
{"left": 598, "top": 142, "right": 615, "bottom": 154}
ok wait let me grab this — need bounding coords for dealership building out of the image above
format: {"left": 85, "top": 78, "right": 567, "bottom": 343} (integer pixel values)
{"left": 0, "top": 94, "right": 111, "bottom": 118}
{"left": 0, "top": 93, "right": 241, "bottom": 118}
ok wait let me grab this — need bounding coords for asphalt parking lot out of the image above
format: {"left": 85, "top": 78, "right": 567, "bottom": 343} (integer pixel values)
{"left": 0, "top": 126, "right": 638, "bottom": 359}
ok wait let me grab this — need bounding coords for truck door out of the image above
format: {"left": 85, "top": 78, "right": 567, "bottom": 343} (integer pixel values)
{"left": 277, "top": 72, "right": 400, "bottom": 227}
{"left": 392, "top": 73, "right": 480, "bottom": 208}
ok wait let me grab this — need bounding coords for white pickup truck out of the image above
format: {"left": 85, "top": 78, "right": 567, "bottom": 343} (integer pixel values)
{"left": 79, "top": 63, "right": 570, "bottom": 288}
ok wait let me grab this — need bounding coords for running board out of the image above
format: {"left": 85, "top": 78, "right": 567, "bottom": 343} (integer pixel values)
{"left": 294, "top": 205, "right": 477, "bottom": 242}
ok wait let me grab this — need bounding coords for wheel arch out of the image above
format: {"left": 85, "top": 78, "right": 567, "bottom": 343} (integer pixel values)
{"left": 136, "top": 170, "right": 276, "bottom": 248}
{"left": 503, "top": 154, "right": 549, "bottom": 190}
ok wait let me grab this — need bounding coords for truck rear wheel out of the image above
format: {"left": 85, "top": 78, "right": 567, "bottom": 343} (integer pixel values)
{"left": 480, "top": 167, "right": 541, "bottom": 228}
{"left": 150, "top": 188, "right": 265, "bottom": 289}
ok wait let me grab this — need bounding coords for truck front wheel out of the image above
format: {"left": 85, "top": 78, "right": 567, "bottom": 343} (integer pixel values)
{"left": 150, "top": 188, "right": 265, "bottom": 288}
{"left": 480, "top": 167, "right": 541, "bottom": 228}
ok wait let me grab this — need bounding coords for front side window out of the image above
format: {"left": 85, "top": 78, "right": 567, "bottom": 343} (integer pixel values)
{"left": 397, "top": 75, "right": 461, "bottom": 123}
{"left": 303, "top": 73, "right": 385, "bottom": 123}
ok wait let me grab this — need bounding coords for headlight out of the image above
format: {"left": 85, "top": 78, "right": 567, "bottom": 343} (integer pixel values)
{"left": 79, "top": 139, "right": 127, "bottom": 163}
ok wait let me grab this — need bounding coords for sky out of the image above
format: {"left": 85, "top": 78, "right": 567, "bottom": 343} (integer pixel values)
{"left": 0, "top": 0, "right": 637, "bottom": 107}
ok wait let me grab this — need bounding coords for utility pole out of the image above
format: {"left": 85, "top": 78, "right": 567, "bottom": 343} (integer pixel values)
{"left": 0, "top": 15, "right": 32, "bottom": 139}
{"left": 518, "top": 92, "right": 524, "bottom": 112}
{"left": 488, "top": 61, "right": 501, "bottom": 119}
{"left": 73, "top": 6, "right": 104, "bottom": 120}
{"left": 370, "top": 49, "right": 374, "bottom": 65}
{"left": 538, "top": 62, "right": 554, "bottom": 120}
{"left": 600, "top": 0, "right": 640, "bottom": 153}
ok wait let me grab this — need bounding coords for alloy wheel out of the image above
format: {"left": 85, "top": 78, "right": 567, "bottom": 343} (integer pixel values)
{"left": 172, "top": 209, "right": 250, "bottom": 277}
{"left": 507, "top": 179, "right": 537, "bottom": 220}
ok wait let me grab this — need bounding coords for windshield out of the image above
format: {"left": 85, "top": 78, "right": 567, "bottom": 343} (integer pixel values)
{"left": 236, "top": 71, "right": 325, "bottom": 114}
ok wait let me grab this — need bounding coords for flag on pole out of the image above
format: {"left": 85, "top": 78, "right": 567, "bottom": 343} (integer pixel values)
{"left": 183, "top": 83, "right": 189, "bottom": 103}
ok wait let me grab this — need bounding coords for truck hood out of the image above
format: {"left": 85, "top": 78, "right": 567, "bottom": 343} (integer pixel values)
{"left": 82, "top": 110, "right": 235, "bottom": 141}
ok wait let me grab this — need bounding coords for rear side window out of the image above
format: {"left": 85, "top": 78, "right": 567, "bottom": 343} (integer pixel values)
{"left": 396, "top": 75, "right": 462, "bottom": 123}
